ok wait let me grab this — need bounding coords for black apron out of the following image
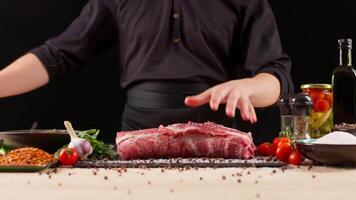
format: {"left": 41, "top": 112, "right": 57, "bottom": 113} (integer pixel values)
{"left": 121, "top": 81, "right": 235, "bottom": 131}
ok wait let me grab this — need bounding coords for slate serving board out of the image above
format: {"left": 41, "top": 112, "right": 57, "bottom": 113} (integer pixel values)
{"left": 0, "top": 161, "right": 57, "bottom": 172}
{"left": 75, "top": 157, "right": 284, "bottom": 168}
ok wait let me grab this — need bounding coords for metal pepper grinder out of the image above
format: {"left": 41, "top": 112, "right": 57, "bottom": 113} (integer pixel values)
{"left": 289, "top": 93, "right": 313, "bottom": 139}
{"left": 277, "top": 96, "right": 293, "bottom": 134}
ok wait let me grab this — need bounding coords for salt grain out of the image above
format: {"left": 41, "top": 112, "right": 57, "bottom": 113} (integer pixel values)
{"left": 313, "top": 131, "right": 356, "bottom": 144}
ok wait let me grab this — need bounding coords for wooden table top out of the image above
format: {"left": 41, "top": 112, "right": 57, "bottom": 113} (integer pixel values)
{"left": 0, "top": 166, "right": 354, "bottom": 200}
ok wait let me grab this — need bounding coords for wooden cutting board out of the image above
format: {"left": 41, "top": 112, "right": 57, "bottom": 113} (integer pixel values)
{"left": 75, "top": 157, "right": 284, "bottom": 168}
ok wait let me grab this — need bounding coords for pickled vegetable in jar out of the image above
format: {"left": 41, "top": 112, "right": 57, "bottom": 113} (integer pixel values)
{"left": 301, "top": 84, "right": 333, "bottom": 138}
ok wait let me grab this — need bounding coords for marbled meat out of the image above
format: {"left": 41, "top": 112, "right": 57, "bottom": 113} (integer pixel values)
{"left": 116, "top": 122, "right": 255, "bottom": 160}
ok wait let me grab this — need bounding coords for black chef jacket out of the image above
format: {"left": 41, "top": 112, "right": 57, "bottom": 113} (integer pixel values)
{"left": 30, "top": 0, "right": 293, "bottom": 96}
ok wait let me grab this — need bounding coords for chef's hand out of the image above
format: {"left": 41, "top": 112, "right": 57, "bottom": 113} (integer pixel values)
{"left": 185, "top": 80, "right": 257, "bottom": 123}
{"left": 184, "top": 73, "right": 281, "bottom": 124}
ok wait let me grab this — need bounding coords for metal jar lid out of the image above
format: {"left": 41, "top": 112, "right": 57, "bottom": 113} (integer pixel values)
{"left": 301, "top": 84, "right": 332, "bottom": 90}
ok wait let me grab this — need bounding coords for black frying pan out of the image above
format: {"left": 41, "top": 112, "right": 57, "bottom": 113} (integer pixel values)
{"left": 0, "top": 130, "right": 71, "bottom": 153}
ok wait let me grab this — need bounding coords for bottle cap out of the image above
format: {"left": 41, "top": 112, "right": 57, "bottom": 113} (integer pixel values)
{"left": 338, "top": 38, "right": 352, "bottom": 49}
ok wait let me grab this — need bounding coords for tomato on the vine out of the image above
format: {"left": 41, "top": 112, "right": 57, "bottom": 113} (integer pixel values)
{"left": 272, "top": 138, "right": 280, "bottom": 147}
{"left": 58, "top": 148, "right": 79, "bottom": 165}
{"left": 268, "top": 138, "right": 280, "bottom": 156}
{"left": 277, "top": 137, "right": 291, "bottom": 148}
{"left": 256, "top": 142, "right": 271, "bottom": 156}
{"left": 313, "top": 99, "right": 330, "bottom": 112}
{"left": 276, "top": 142, "right": 292, "bottom": 162}
{"left": 288, "top": 151, "right": 302, "bottom": 165}
{"left": 259, "top": 137, "right": 303, "bottom": 165}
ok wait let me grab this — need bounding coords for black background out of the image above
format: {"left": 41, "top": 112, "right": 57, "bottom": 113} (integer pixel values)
{"left": 0, "top": 0, "right": 354, "bottom": 144}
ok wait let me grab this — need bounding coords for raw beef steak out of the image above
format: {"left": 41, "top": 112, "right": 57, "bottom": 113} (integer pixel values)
{"left": 116, "top": 122, "right": 255, "bottom": 160}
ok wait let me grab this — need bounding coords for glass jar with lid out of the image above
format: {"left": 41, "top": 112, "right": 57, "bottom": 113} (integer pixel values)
{"left": 289, "top": 93, "right": 313, "bottom": 139}
{"left": 301, "top": 84, "right": 333, "bottom": 138}
{"left": 277, "top": 96, "right": 293, "bottom": 137}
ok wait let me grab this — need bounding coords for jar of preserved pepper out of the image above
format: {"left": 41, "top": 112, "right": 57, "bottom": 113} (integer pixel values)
{"left": 301, "top": 84, "right": 333, "bottom": 138}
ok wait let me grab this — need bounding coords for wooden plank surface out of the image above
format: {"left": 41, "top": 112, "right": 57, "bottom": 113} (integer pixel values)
{"left": 0, "top": 166, "right": 355, "bottom": 200}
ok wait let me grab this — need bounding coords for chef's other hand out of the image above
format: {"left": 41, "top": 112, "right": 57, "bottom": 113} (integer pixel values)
{"left": 184, "top": 73, "right": 281, "bottom": 124}
{"left": 185, "top": 80, "right": 257, "bottom": 123}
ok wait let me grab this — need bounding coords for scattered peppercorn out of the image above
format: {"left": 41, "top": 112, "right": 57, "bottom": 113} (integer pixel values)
{"left": 237, "top": 179, "right": 241, "bottom": 183}
{"left": 104, "top": 176, "right": 108, "bottom": 180}
{"left": 199, "top": 177, "right": 203, "bottom": 181}
{"left": 312, "top": 175, "right": 316, "bottom": 178}
{"left": 222, "top": 176, "right": 226, "bottom": 180}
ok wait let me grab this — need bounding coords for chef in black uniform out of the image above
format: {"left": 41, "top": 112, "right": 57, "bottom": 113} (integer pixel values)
{"left": 0, "top": 0, "right": 293, "bottom": 131}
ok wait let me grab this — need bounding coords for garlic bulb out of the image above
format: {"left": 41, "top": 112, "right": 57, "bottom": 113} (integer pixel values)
{"left": 64, "top": 121, "right": 93, "bottom": 160}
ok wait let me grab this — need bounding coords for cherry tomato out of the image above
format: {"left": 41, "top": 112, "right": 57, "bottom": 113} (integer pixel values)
{"left": 288, "top": 151, "right": 303, "bottom": 165}
{"left": 272, "top": 138, "right": 280, "bottom": 146}
{"left": 276, "top": 142, "right": 292, "bottom": 162}
{"left": 309, "top": 90, "right": 325, "bottom": 102}
{"left": 313, "top": 99, "right": 330, "bottom": 112}
{"left": 277, "top": 137, "right": 291, "bottom": 148}
{"left": 268, "top": 138, "right": 280, "bottom": 156}
{"left": 58, "top": 148, "right": 78, "bottom": 165}
{"left": 256, "top": 142, "right": 271, "bottom": 156}
{"left": 324, "top": 92, "right": 333, "bottom": 105}
{"left": 268, "top": 145, "right": 277, "bottom": 156}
